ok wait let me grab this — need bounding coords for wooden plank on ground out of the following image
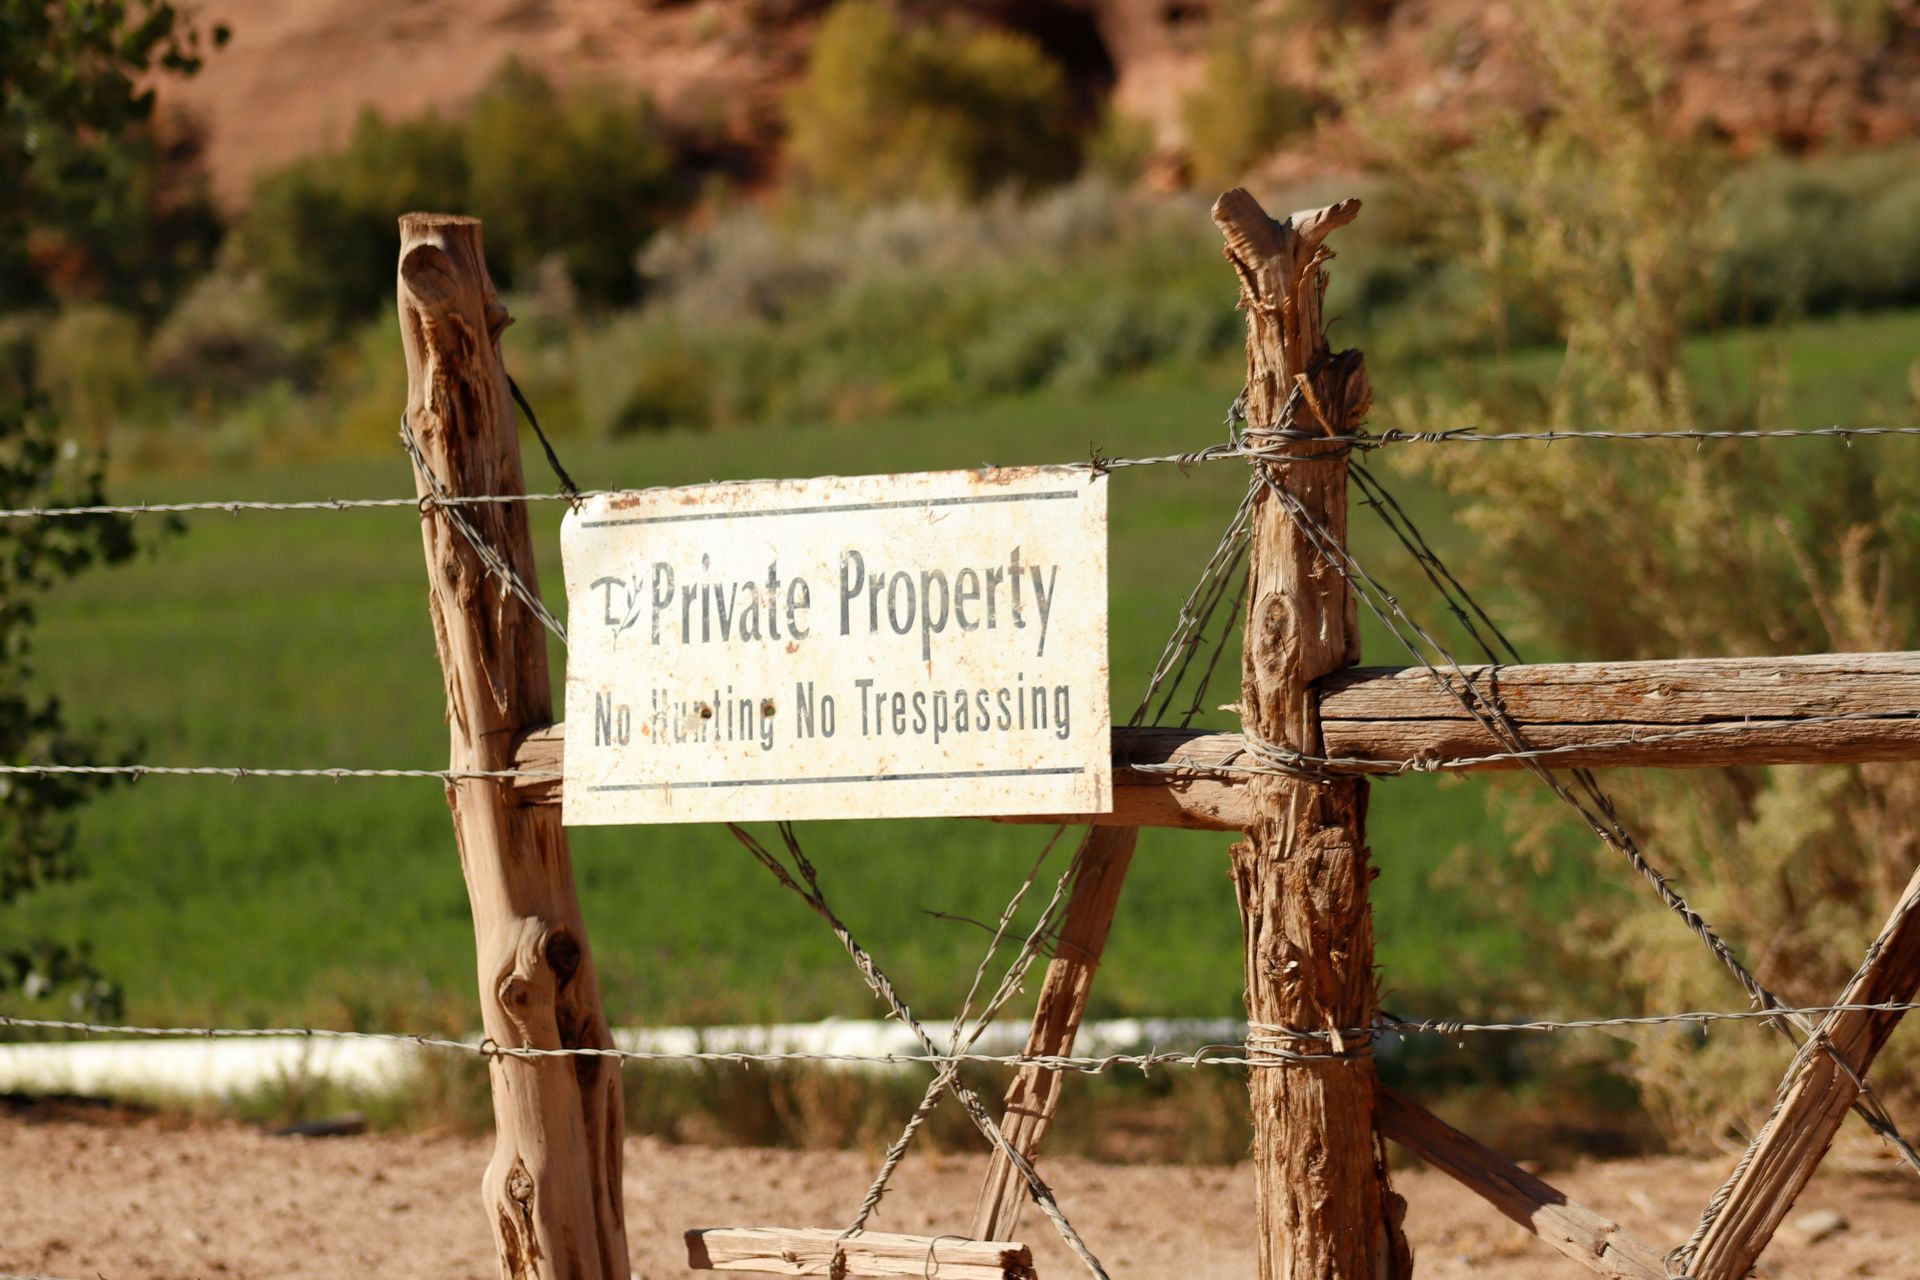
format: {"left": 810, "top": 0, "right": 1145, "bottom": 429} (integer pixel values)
{"left": 1379, "top": 1087, "right": 1667, "bottom": 1280}
{"left": 685, "top": 1227, "right": 1035, "bottom": 1279}
{"left": 1684, "top": 860, "right": 1920, "bottom": 1280}
{"left": 972, "top": 826, "right": 1138, "bottom": 1241}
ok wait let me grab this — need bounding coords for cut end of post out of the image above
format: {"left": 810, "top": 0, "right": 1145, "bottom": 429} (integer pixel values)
{"left": 1212, "top": 187, "right": 1285, "bottom": 260}
{"left": 1212, "top": 189, "right": 1364, "bottom": 265}
{"left": 399, "top": 211, "right": 483, "bottom": 232}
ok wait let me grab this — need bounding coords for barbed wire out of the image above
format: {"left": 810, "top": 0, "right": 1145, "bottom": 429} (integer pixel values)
{"left": 1377, "top": 424, "right": 1920, "bottom": 445}
{"left": 8, "top": 423, "right": 1920, "bottom": 523}
{"left": 11, "top": 704, "right": 1914, "bottom": 787}
{"left": 399, "top": 415, "right": 570, "bottom": 645}
{"left": 0, "top": 764, "right": 555, "bottom": 782}
{"left": 721, "top": 824, "right": 1113, "bottom": 1278}
{"left": 9, "top": 1002, "right": 1919, "bottom": 1067}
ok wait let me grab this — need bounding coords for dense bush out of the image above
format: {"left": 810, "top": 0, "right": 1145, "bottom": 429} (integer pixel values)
{"left": 242, "top": 110, "right": 468, "bottom": 338}
{"left": 0, "top": 0, "right": 208, "bottom": 1023}
{"left": 1714, "top": 147, "right": 1920, "bottom": 322}
{"left": 34, "top": 304, "right": 150, "bottom": 435}
{"left": 241, "top": 61, "right": 684, "bottom": 337}
{"left": 784, "top": 0, "right": 1080, "bottom": 205}
{"left": 464, "top": 60, "right": 684, "bottom": 307}
{"left": 146, "top": 261, "right": 303, "bottom": 401}
{"left": 564, "top": 180, "right": 1241, "bottom": 433}
{"left": 1180, "top": 8, "right": 1318, "bottom": 188}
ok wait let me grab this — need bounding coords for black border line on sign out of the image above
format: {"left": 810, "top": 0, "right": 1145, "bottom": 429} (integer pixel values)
{"left": 588, "top": 766, "right": 1087, "bottom": 791}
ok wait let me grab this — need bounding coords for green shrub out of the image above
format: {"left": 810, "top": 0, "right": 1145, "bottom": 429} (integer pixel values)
{"left": 241, "top": 62, "right": 686, "bottom": 337}
{"left": 573, "top": 314, "right": 716, "bottom": 434}
{"left": 571, "top": 180, "right": 1252, "bottom": 433}
{"left": 1714, "top": 147, "right": 1920, "bottom": 322}
{"left": 1826, "top": 0, "right": 1901, "bottom": 45}
{"left": 1180, "top": 10, "right": 1318, "bottom": 188}
{"left": 36, "top": 304, "right": 150, "bottom": 433}
{"left": 784, "top": 0, "right": 1080, "bottom": 205}
{"left": 242, "top": 109, "right": 468, "bottom": 338}
{"left": 1084, "top": 106, "right": 1157, "bottom": 185}
{"left": 147, "top": 262, "right": 303, "bottom": 401}
{"left": 1347, "top": 0, "right": 1920, "bottom": 1148}
{"left": 465, "top": 59, "right": 684, "bottom": 307}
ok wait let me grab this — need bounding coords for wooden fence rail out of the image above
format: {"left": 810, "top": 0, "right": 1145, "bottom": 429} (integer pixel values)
{"left": 511, "top": 650, "right": 1920, "bottom": 830}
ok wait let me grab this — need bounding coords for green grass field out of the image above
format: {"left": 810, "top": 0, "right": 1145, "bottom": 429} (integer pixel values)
{"left": 5, "top": 309, "right": 1915, "bottom": 1035}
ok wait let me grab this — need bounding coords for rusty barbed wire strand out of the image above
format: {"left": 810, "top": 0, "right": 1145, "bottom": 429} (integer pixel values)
{"left": 8, "top": 1004, "right": 1919, "bottom": 1063}
{"left": 0, "top": 764, "right": 559, "bottom": 781}
{"left": 841, "top": 823, "right": 1082, "bottom": 1238}
{"left": 9, "top": 422, "right": 1920, "bottom": 523}
{"left": 10, "top": 708, "right": 1915, "bottom": 786}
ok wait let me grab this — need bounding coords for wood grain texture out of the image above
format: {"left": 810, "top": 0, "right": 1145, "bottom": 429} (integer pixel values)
{"left": 1321, "top": 652, "right": 1920, "bottom": 723}
{"left": 686, "top": 1227, "right": 1035, "bottom": 1279}
{"left": 1686, "top": 860, "right": 1920, "bottom": 1279}
{"left": 1216, "top": 187, "right": 1410, "bottom": 1280}
{"left": 514, "top": 652, "right": 1920, "bottom": 828}
{"left": 400, "top": 213, "right": 628, "bottom": 1280}
{"left": 1378, "top": 1088, "right": 1666, "bottom": 1280}
{"left": 971, "top": 827, "right": 1138, "bottom": 1241}
{"left": 511, "top": 724, "right": 1251, "bottom": 827}
{"left": 1320, "top": 654, "right": 1920, "bottom": 769}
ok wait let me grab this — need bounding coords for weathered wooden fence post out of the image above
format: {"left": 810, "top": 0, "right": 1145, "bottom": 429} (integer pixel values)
{"left": 398, "top": 212, "right": 630, "bottom": 1280}
{"left": 1214, "top": 190, "right": 1410, "bottom": 1279}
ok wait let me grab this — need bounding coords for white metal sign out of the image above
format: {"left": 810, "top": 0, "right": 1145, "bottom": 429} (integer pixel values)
{"left": 559, "top": 467, "right": 1111, "bottom": 825}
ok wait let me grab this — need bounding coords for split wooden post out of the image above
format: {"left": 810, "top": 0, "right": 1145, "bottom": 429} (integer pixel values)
{"left": 972, "top": 826, "right": 1139, "bottom": 1241}
{"left": 1215, "top": 189, "right": 1410, "bottom": 1279}
{"left": 399, "top": 213, "right": 630, "bottom": 1280}
{"left": 1685, "top": 860, "right": 1920, "bottom": 1279}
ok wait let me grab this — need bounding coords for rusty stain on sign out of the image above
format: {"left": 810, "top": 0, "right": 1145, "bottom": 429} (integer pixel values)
{"left": 559, "top": 468, "right": 1112, "bottom": 825}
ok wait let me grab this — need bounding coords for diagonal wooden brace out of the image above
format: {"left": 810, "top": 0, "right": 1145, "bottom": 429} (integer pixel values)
{"left": 1684, "top": 859, "right": 1920, "bottom": 1279}
{"left": 972, "top": 826, "right": 1139, "bottom": 1242}
{"left": 1378, "top": 1087, "right": 1667, "bottom": 1280}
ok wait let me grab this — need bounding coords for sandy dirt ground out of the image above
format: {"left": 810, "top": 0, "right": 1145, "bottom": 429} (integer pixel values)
{"left": 2, "top": 1105, "right": 1915, "bottom": 1279}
